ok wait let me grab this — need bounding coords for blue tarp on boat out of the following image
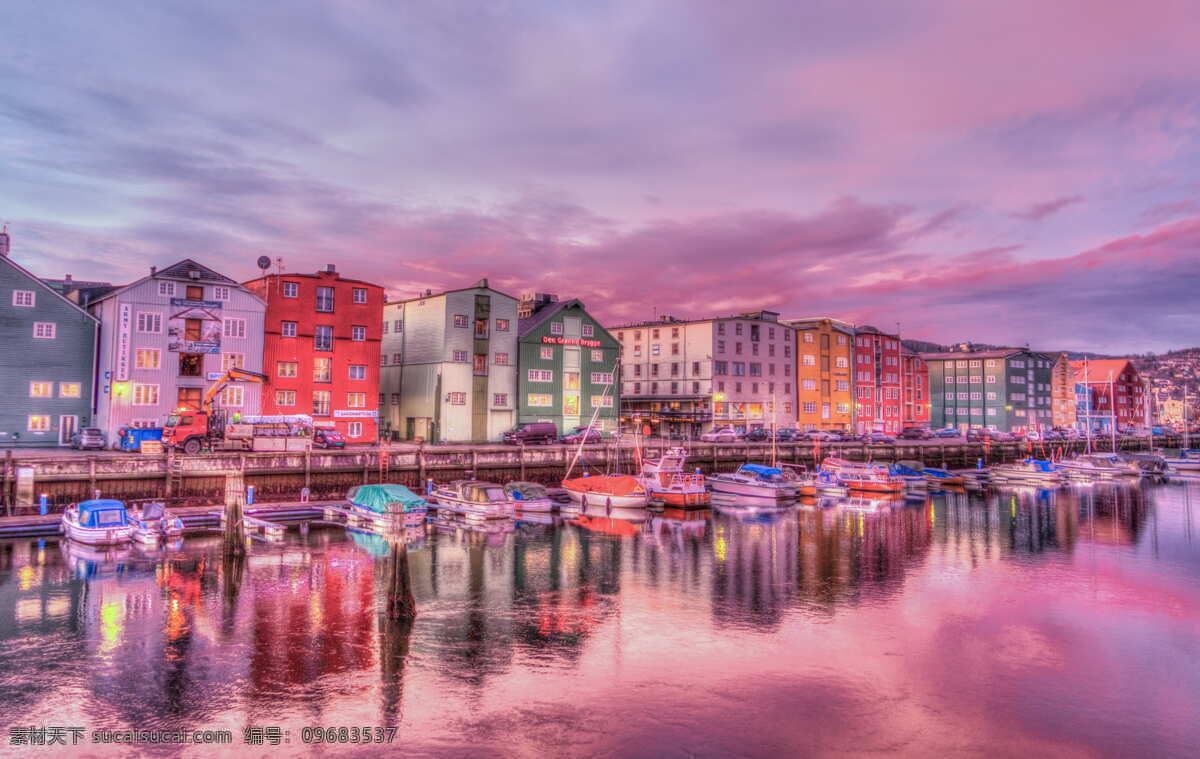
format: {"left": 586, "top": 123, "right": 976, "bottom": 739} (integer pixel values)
{"left": 347, "top": 484, "right": 426, "bottom": 514}
{"left": 739, "top": 464, "right": 784, "bottom": 477}
{"left": 1022, "top": 458, "right": 1057, "bottom": 472}
{"left": 77, "top": 499, "right": 129, "bottom": 528}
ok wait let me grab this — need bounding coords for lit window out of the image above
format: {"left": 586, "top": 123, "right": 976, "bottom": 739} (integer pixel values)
{"left": 453, "top": 314, "right": 468, "bottom": 328}
{"left": 347, "top": 392, "right": 366, "bottom": 408}
{"left": 30, "top": 381, "right": 53, "bottom": 398}
{"left": 133, "top": 383, "right": 159, "bottom": 406}
{"left": 276, "top": 390, "right": 296, "bottom": 406}
{"left": 447, "top": 392, "right": 466, "bottom": 405}
{"left": 312, "top": 391, "right": 331, "bottom": 416}
{"left": 277, "top": 361, "right": 298, "bottom": 378}
{"left": 27, "top": 415, "right": 51, "bottom": 432}
{"left": 135, "top": 349, "right": 160, "bottom": 370}
{"left": 495, "top": 318, "right": 510, "bottom": 332}
{"left": 221, "top": 353, "right": 244, "bottom": 371}
{"left": 59, "top": 382, "right": 81, "bottom": 398}
{"left": 494, "top": 353, "right": 510, "bottom": 366}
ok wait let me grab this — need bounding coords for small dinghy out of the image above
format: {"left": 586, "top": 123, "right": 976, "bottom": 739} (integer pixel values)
{"left": 128, "top": 500, "right": 184, "bottom": 545}
{"left": 505, "top": 481, "right": 557, "bottom": 512}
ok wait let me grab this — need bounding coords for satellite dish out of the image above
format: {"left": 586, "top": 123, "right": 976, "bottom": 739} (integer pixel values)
{"left": 256, "top": 256, "right": 271, "bottom": 271}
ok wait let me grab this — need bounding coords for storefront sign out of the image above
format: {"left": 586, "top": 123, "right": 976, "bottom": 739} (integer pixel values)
{"left": 542, "top": 336, "right": 601, "bottom": 348}
{"left": 333, "top": 410, "right": 379, "bottom": 418}
{"left": 116, "top": 304, "right": 132, "bottom": 381}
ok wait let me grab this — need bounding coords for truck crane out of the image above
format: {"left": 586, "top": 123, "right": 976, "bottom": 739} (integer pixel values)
{"left": 162, "top": 367, "right": 270, "bottom": 454}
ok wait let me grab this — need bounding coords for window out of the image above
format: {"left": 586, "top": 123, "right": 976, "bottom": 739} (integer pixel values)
{"left": 591, "top": 395, "right": 614, "bottom": 408}
{"left": 735, "top": 343, "right": 743, "bottom": 355}
{"left": 837, "top": 403, "right": 849, "bottom": 414}
{"left": 582, "top": 324, "right": 594, "bottom": 337}
{"left": 314, "top": 325, "right": 333, "bottom": 351}
{"left": 986, "top": 375, "right": 997, "bottom": 384}
{"left": 957, "top": 392, "right": 969, "bottom": 400}
{"left": 970, "top": 392, "right": 982, "bottom": 400}
{"left": 528, "top": 393, "right": 553, "bottom": 407}
{"left": 714, "top": 361, "right": 727, "bottom": 375}
{"left": 353, "top": 288, "right": 368, "bottom": 304}
{"left": 986, "top": 392, "right": 997, "bottom": 401}
{"left": 133, "top": 383, "right": 159, "bottom": 406}
{"left": 135, "top": 312, "right": 161, "bottom": 334}
{"left": 12, "top": 290, "right": 34, "bottom": 307}
{"left": 591, "top": 372, "right": 614, "bottom": 385}
{"left": 835, "top": 357, "right": 848, "bottom": 368}
{"left": 732, "top": 362, "right": 746, "bottom": 376}
{"left": 495, "top": 318, "right": 510, "bottom": 332}
{"left": 283, "top": 282, "right": 299, "bottom": 298}
{"left": 528, "top": 369, "right": 553, "bottom": 382}
{"left": 945, "top": 392, "right": 955, "bottom": 400}
{"left": 453, "top": 350, "right": 468, "bottom": 363}
{"left": 946, "top": 376, "right": 955, "bottom": 384}
{"left": 223, "top": 386, "right": 244, "bottom": 407}
{"left": 178, "top": 353, "right": 203, "bottom": 377}
{"left": 671, "top": 343, "right": 680, "bottom": 356}
{"left": 313, "top": 357, "right": 332, "bottom": 383}
{"left": 969, "top": 375, "right": 982, "bottom": 384}
{"left": 277, "top": 361, "right": 297, "bottom": 378}
{"left": 803, "top": 402, "right": 817, "bottom": 414}
{"left": 347, "top": 422, "right": 363, "bottom": 438}
{"left": 380, "top": 354, "right": 388, "bottom": 366}
{"left": 749, "top": 363, "right": 762, "bottom": 377}
{"left": 382, "top": 322, "right": 388, "bottom": 334}
{"left": 33, "top": 322, "right": 56, "bottom": 339}
{"left": 987, "top": 408, "right": 997, "bottom": 416}
{"left": 803, "top": 332, "right": 814, "bottom": 343}
{"left": 802, "top": 379, "right": 816, "bottom": 391}
{"left": 393, "top": 319, "right": 403, "bottom": 332}
{"left": 447, "top": 392, "right": 466, "bottom": 405}
{"left": 30, "top": 381, "right": 53, "bottom": 398}
{"left": 652, "top": 344, "right": 662, "bottom": 356}
{"left": 836, "top": 380, "right": 848, "bottom": 391}
{"left": 27, "top": 415, "right": 51, "bottom": 432}
{"left": 486, "top": 352, "right": 507, "bottom": 367}
{"left": 541, "top": 347, "right": 554, "bottom": 360}
{"left": 276, "top": 390, "right": 296, "bottom": 406}
{"left": 349, "top": 365, "right": 366, "bottom": 380}
{"left": 59, "top": 382, "right": 81, "bottom": 398}
{"left": 221, "top": 353, "right": 244, "bottom": 371}
{"left": 493, "top": 393, "right": 508, "bottom": 407}
{"left": 392, "top": 353, "right": 402, "bottom": 364}
{"left": 593, "top": 350, "right": 604, "bottom": 362}
{"left": 453, "top": 314, "right": 468, "bottom": 328}
{"left": 312, "top": 391, "right": 331, "bottom": 416}
{"left": 281, "top": 321, "right": 297, "bottom": 338}
{"left": 717, "top": 340, "right": 726, "bottom": 354}
{"left": 802, "top": 354, "right": 816, "bottom": 366}
{"left": 474, "top": 354, "right": 488, "bottom": 375}
{"left": 390, "top": 393, "right": 400, "bottom": 405}
{"left": 351, "top": 326, "right": 366, "bottom": 341}
{"left": 316, "top": 287, "right": 334, "bottom": 312}
{"left": 212, "top": 286, "right": 231, "bottom": 301}
{"left": 347, "top": 392, "right": 366, "bottom": 408}
{"left": 135, "top": 349, "right": 160, "bottom": 370}
{"left": 158, "top": 281, "right": 175, "bottom": 297}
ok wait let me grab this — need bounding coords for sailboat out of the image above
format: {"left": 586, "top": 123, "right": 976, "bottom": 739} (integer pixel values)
{"left": 1164, "top": 389, "right": 1200, "bottom": 471}
{"left": 560, "top": 361, "right": 649, "bottom": 509}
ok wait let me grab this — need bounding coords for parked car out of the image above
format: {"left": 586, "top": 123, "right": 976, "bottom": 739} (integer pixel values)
{"left": 700, "top": 427, "right": 739, "bottom": 443}
{"left": 805, "top": 430, "right": 840, "bottom": 442}
{"left": 744, "top": 428, "right": 771, "bottom": 442}
{"left": 932, "top": 427, "right": 960, "bottom": 439}
{"left": 864, "top": 432, "right": 895, "bottom": 444}
{"left": 898, "top": 427, "right": 933, "bottom": 440}
{"left": 313, "top": 429, "right": 346, "bottom": 449}
{"left": 71, "top": 427, "right": 106, "bottom": 450}
{"left": 503, "top": 422, "right": 560, "bottom": 445}
{"left": 967, "top": 428, "right": 1009, "bottom": 442}
{"left": 561, "top": 426, "right": 601, "bottom": 444}
{"left": 774, "top": 428, "right": 801, "bottom": 442}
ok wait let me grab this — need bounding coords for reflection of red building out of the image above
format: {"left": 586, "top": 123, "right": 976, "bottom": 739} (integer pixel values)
{"left": 901, "top": 351, "right": 930, "bottom": 428}
{"left": 244, "top": 267, "right": 383, "bottom": 442}
{"left": 853, "top": 326, "right": 903, "bottom": 433}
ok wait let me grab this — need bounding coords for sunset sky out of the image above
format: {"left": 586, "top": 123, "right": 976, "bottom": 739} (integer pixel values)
{"left": 3, "top": 0, "right": 1198, "bottom": 353}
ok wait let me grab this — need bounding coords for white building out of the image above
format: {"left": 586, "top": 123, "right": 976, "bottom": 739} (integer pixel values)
{"left": 610, "top": 310, "right": 797, "bottom": 437}
{"left": 88, "top": 259, "right": 266, "bottom": 444}
{"left": 380, "top": 279, "right": 518, "bottom": 443}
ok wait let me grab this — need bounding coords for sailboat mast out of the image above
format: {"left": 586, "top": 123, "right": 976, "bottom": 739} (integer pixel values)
{"left": 1109, "top": 370, "right": 1117, "bottom": 452}
{"left": 1084, "top": 356, "right": 1092, "bottom": 454}
{"left": 565, "top": 357, "right": 617, "bottom": 479}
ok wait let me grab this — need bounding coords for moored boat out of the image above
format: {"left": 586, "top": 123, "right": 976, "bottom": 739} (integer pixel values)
{"left": 820, "top": 457, "right": 905, "bottom": 494}
{"left": 128, "top": 500, "right": 184, "bottom": 545}
{"left": 780, "top": 464, "right": 819, "bottom": 497}
{"left": 61, "top": 499, "right": 135, "bottom": 545}
{"left": 989, "top": 458, "right": 1062, "bottom": 485}
{"left": 347, "top": 483, "right": 430, "bottom": 529}
{"left": 504, "top": 481, "right": 557, "bottom": 512}
{"left": 890, "top": 460, "right": 929, "bottom": 490}
{"left": 561, "top": 474, "right": 649, "bottom": 509}
{"left": 432, "top": 480, "right": 516, "bottom": 520}
{"left": 922, "top": 467, "right": 967, "bottom": 487}
{"left": 639, "top": 447, "right": 710, "bottom": 506}
{"left": 1117, "top": 452, "right": 1169, "bottom": 477}
{"left": 1056, "top": 453, "right": 1140, "bottom": 479}
{"left": 706, "top": 464, "right": 798, "bottom": 500}
{"left": 1164, "top": 449, "right": 1200, "bottom": 471}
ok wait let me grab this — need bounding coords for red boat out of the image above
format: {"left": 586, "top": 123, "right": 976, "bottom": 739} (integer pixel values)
{"left": 639, "top": 447, "right": 710, "bottom": 507}
{"left": 820, "top": 457, "right": 905, "bottom": 494}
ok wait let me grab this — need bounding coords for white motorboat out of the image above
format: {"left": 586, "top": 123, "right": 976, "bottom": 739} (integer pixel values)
{"left": 128, "top": 500, "right": 185, "bottom": 545}
{"left": 706, "top": 464, "right": 798, "bottom": 500}
{"left": 1164, "top": 449, "right": 1200, "bottom": 471}
{"left": 1056, "top": 453, "right": 1140, "bottom": 479}
{"left": 431, "top": 480, "right": 516, "bottom": 520}
{"left": 504, "top": 481, "right": 557, "bottom": 512}
{"left": 989, "top": 459, "right": 1063, "bottom": 486}
{"left": 61, "top": 499, "right": 135, "bottom": 545}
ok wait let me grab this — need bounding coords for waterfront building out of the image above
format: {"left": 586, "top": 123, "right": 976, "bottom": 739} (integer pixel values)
{"left": 611, "top": 311, "right": 796, "bottom": 437}
{"left": 0, "top": 229, "right": 99, "bottom": 446}
{"left": 853, "top": 326, "right": 904, "bottom": 434}
{"left": 920, "top": 348, "right": 1056, "bottom": 433}
{"left": 780, "top": 317, "right": 854, "bottom": 432}
{"left": 1048, "top": 352, "right": 1077, "bottom": 429}
{"left": 243, "top": 265, "right": 384, "bottom": 443}
{"left": 900, "top": 351, "right": 930, "bottom": 429}
{"left": 88, "top": 259, "right": 266, "bottom": 445}
{"left": 516, "top": 294, "right": 620, "bottom": 435}
{"left": 379, "top": 279, "right": 518, "bottom": 443}
{"left": 1071, "top": 359, "right": 1145, "bottom": 433}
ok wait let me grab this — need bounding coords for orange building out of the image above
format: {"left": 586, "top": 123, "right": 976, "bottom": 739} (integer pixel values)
{"left": 781, "top": 317, "right": 855, "bottom": 431}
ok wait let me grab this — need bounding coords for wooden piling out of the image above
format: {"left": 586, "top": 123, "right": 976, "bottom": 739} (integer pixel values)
{"left": 384, "top": 537, "right": 417, "bottom": 619}
{"left": 223, "top": 472, "right": 246, "bottom": 557}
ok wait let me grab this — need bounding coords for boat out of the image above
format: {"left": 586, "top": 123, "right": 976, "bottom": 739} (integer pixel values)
{"left": 820, "top": 457, "right": 905, "bottom": 494}
{"left": 128, "top": 500, "right": 184, "bottom": 545}
{"left": 989, "top": 458, "right": 1063, "bottom": 485}
{"left": 1117, "top": 452, "right": 1169, "bottom": 477}
{"left": 431, "top": 480, "right": 516, "bottom": 520}
{"left": 814, "top": 469, "right": 849, "bottom": 496}
{"left": 922, "top": 467, "right": 967, "bottom": 487}
{"left": 347, "top": 483, "right": 430, "bottom": 529}
{"left": 60, "top": 499, "right": 135, "bottom": 545}
{"left": 561, "top": 473, "right": 649, "bottom": 509}
{"left": 1056, "top": 453, "right": 1141, "bottom": 479}
{"left": 889, "top": 460, "right": 929, "bottom": 490}
{"left": 779, "top": 464, "right": 820, "bottom": 497}
{"left": 639, "top": 447, "right": 710, "bottom": 506}
{"left": 504, "top": 481, "right": 557, "bottom": 512}
{"left": 706, "top": 463, "right": 798, "bottom": 500}
{"left": 1164, "top": 449, "right": 1200, "bottom": 471}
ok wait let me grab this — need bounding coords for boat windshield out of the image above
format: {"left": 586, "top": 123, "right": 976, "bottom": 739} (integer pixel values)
{"left": 93, "top": 509, "right": 125, "bottom": 526}
{"left": 483, "top": 487, "right": 507, "bottom": 502}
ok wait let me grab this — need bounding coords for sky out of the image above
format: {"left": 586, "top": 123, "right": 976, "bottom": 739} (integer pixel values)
{"left": 2, "top": 0, "right": 1199, "bottom": 354}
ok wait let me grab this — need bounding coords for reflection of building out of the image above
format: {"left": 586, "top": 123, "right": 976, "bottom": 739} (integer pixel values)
{"left": 612, "top": 311, "right": 796, "bottom": 436}
{"left": 1071, "top": 359, "right": 1145, "bottom": 433}
{"left": 380, "top": 280, "right": 518, "bottom": 442}
{"left": 89, "top": 260, "right": 266, "bottom": 445}
{"left": 781, "top": 317, "right": 855, "bottom": 432}
{"left": 853, "top": 326, "right": 904, "bottom": 434}
{"left": 516, "top": 294, "right": 620, "bottom": 435}
{"left": 244, "top": 266, "right": 384, "bottom": 443}
{"left": 0, "top": 229, "right": 100, "bottom": 446}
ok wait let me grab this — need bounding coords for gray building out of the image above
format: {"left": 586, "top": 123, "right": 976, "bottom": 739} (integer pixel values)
{"left": 0, "top": 230, "right": 99, "bottom": 447}
{"left": 380, "top": 279, "right": 518, "bottom": 443}
{"left": 88, "top": 259, "right": 266, "bottom": 445}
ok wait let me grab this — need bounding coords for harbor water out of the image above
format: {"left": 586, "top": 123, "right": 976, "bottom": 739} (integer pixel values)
{"left": 1, "top": 482, "right": 1198, "bottom": 757}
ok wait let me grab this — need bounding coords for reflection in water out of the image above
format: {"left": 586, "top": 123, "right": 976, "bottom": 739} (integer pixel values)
{"left": 0, "top": 483, "right": 1197, "bottom": 756}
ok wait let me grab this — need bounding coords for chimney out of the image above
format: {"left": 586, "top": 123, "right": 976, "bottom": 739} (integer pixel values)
{"left": 151, "top": 265, "right": 157, "bottom": 276}
{"left": 0, "top": 224, "right": 10, "bottom": 257}
{"left": 65, "top": 274, "right": 73, "bottom": 283}
{"left": 325, "top": 264, "right": 336, "bottom": 274}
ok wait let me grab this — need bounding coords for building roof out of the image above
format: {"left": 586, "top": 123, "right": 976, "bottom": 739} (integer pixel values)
{"left": 780, "top": 316, "right": 856, "bottom": 334}
{"left": 518, "top": 298, "right": 574, "bottom": 337}
{"left": 918, "top": 348, "right": 1027, "bottom": 361}
{"left": 0, "top": 255, "right": 98, "bottom": 322}
{"left": 88, "top": 258, "right": 261, "bottom": 306}
{"left": 1070, "top": 359, "right": 1136, "bottom": 382}
{"left": 611, "top": 310, "right": 788, "bottom": 330}
{"left": 385, "top": 277, "right": 518, "bottom": 306}
{"left": 243, "top": 270, "right": 384, "bottom": 290}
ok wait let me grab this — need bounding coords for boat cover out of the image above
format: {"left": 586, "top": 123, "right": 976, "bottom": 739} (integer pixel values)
{"left": 505, "top": 481, "right": 548, "bottom": 500}
{"left": 561, "top": 475, "right": 645, "bottom": 495}
{"left": 892, "top": 462, "right": 925, "bottom": 476}
{"left": 348, "top": 484, "right": 427, "bottom": 514}
{"left": 738, "top": 464, "right": 783, "bottom": 477}
{"left": 77, "top": 499, "right": 129, "bottom": 528}
{"left": 1022, "top": 458, "right": 1057, "bottom": 472}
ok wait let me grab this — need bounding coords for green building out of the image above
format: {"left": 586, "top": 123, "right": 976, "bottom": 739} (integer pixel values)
{"left": 0, "top": 230, "right": 99, "bottom": 447}
{"left": 517, "top": 295, "right": 620, "bottom": 435}
{"left": 921, "top": 348, "right": 1056, "bottom": 433}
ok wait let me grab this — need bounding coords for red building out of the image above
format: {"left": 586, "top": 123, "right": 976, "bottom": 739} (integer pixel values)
{"left": 853, "top": 326, "right": 903, "bottom": 434}
{"left": 1070, "top": 359, "right": 1145, "bottom": 432}
{"left": 243, "top": 266, "right": 383, "bottom": 443}
{"left": 901, "top": 351, "right": 930, "bottom": 428}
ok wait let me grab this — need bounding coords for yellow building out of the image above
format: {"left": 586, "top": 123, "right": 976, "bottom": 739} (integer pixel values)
{"left": 782, "top": 317, "right": 855, "bottom": 431}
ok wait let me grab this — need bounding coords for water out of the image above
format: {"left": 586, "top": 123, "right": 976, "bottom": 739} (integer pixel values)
{"left": 1, "top": 483, "right": 1198, "bottom": 757}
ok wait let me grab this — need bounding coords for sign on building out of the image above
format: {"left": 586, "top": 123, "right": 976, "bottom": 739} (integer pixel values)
{"left": 116, "top": 303, "right": 132, "bottom": 381}
{"left": 166, "top": 297, "right": 223, "bottom": 354}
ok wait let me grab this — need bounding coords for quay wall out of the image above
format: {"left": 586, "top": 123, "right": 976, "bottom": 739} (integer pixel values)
{"left": 0, "top": 438, "right": 1167, "bottom": 515}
